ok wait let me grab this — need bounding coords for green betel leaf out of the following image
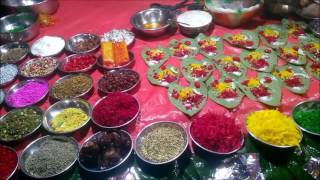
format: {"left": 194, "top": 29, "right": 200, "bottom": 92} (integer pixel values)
{"left": 206, "top": 76, "right": 244, "bottom": 109}
{"left": 281, "top": 19, "right": 307, "bottom": 39}
{"left": 298, "top": 35, "right": 320, "bottom": 62}
{"left": 141, "top": 46, "right": 170, "bottom": 67}
{"left": 213, "top": 54, "right": 247, "bottom": 80}
{"left": 195, "top": 33, "right": 223, "bottom": 58}
{"left": 240, "top": 47, "right": 277, "bottom": 73}
{"left": 223, "top": 30, "right": 259, "bottom": 50}
{"left": 237, "top": 74, "right": 281, "bottom": 107}
{"left": 168, "top": 82, "right": 207, "bottom": 116}
{"left": 257, "top": 25, "right": 288, "bottom": 49}
{"left": 273, "top": 64, "right": 310, "bottom": 94}
{"left": 147, "top": 65, "right": 180, "bottom": 87}
{"left": 181, "top": 57, "right": 214, "bottom": 82}
{"left": 169, "top": 38, "right": 198, "bottom": 59}
{"left": 306, "top": 61, "right": 320, "bottom": 80}
{"left": 276, "top": 44, "right": 307, "bottom": 65}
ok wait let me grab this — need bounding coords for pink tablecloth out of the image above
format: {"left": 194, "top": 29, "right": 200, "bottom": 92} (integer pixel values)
{"left": 1, "top": 0, "right": 319, "bottom": 153}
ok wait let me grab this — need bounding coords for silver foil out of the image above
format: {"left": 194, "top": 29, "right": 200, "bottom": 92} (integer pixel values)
{"left": 304, "top": 157, "right": 320, "bottom": 180}
{"left": 214, "top": 153, "right": 264, "bottom": 180}
{"left": 102, "top": 29, "right": 134, "bottom": 45}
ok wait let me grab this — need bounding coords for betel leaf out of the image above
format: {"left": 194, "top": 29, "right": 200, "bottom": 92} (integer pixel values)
{"left": 181, "top": 57, "right": 214, "bottom": 82}
{"left": 273, "top": 65, "right": 310, "bottom": 94}
{"left": 168, "top": 82, "right": 207, "bottom": 116}
{"left": 206, "top": 76, "right": 244, "bottom": 109}
{"left": 169, "top": 38, "right": 198, "bottom": 59}
{"left": 281, "top": 19, "right": 307, "bottom": 39}
{"left": 213, "top": 54, "right": 247, "bottom": 79}
{"left": 237, "top": 73, "right": 282, "bottom": 107}
{"left": 257, "top": 24, "right": 288, "bottom": 49}
{"left": 147, "top": 65, "right": 180, "bottom": 87}
{"left": 276, "top": 44, "right": 307, "bottom": 65}
{"left": 141, "top": 46, "right": 170, "bottom": 67}
{"left": 195, "top": 33, "right": 223, "bottom": 58}
{"left": 306, "top": 61, "right": 320, "bottom": 80}
{"left": 298, "top": 35, "right": 320, "bottom": 62}
{"left": 240, "top": 47, "right": 277, "bottom": 73}
{"left": 223, "top": 30, "right": 259, "bottom": 50}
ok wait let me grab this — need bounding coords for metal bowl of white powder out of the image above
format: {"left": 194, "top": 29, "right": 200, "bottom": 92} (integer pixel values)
{"left": 31, "top": 36, "right": 65, "bottom": 57}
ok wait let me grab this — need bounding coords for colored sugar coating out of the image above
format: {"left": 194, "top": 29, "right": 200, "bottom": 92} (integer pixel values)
{"left": 6, "top": 81, "right": 48, "bottom": 108}
{"left": 50, "top": 108, "right": 88, "bottom": 133}
{"left": 247, "top": 109, "right": 301, "bottom": 147}
{"left": 0, "top": 146, "right": 17, "bottom": 180}
{"left": 191, "top": 113, "right": 243, "bottom": 153}
{"left": 293, "top": 105, "right": 320, "bottom": 134}
{"left": 63, "top": 54, "right": 96, "bottom": 72}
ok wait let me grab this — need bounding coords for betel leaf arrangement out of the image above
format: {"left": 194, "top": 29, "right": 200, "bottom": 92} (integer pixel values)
{"left": 141, "top": 46, "right": 170, "bottom": 67}
{"left": 213, "top": 54, "right": 247, "bottom": 80}
{"left": 168, "top": 38, "right": 198, "bottom": 59}
{"left": 276, "top": 44, "right": 307, "bottom": 65}
{"left": 281, "top": 19, "right": 307, "bottom": 39}
{"left": 195, "top": 33, "right": 223, "bottom": 58}
{"left": 223, "top": 30, "right": 259, "bottom": 50}
{"left": 181, "top": 57, "right": 214, "bottom": 82}
{"left": 147, "top": 65, "right": 180, "bottom": 87}
{"left": 257, "top": 24, "right": 288, "bottom": 49}
{"left": 298, "top": 35, "right": 320, "bottom": 63}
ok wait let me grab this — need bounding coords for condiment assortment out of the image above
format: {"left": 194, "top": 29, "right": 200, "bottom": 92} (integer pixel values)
{"left": 20, "top": 57, "right": 59, "bottom": 78}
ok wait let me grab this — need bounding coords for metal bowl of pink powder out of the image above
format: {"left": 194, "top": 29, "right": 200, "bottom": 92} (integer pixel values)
{"left": 5, "top": 79, "right": 49, "bottom": 108}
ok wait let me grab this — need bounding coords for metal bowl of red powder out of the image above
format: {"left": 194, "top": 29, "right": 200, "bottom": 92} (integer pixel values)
{"left": 92, "top": 92, "right": 140, "bottom": 130}
{"left": 0, "top": 145, "right": 18, "bottom": 180}
{"left": 59, "top": 54, "right": 97, "bottom": 73}
{"left": 96, "top": 51, "right": 135, "bottom": 70}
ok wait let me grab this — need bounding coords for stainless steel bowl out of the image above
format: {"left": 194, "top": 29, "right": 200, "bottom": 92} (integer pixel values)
{"left": 65, "top": 33, "right": 100, "bottom": 54}
{"left": 0, "top": 12, "right": 39, "bottom": 43}
{"left": 43, "top": 98, "right": 92, "bottom": 134}
{"left": 19, "top": 57, "right": 59, "bottom": 78}
{"left": 59, "top": 54, "right": 97, "bottom": 73}
{"left": 19, "top": 135, "right": 79, "bottom": 179}
{"left": 50, "top": 73, "right": 93, "bottom": 100}
{"left": 0, "top": 145, "right": 18, "bottom": 179}
{"left": 0, "top": 106, "right": 43, "bottom": 143}
{"left": 309, "top": 18, "right": 320, "bottom": 38}
{"left": 97, "top": 69, "right": 140, "bottom": 94}
{"left": 0, "top": 89, "right": 4, "bottom": 104}
{"left": 5, "top": 79, "right": 49, "bottom": 108}
{"left": 31, "top": 36, "right": 65, "bottom": 57}
{"left": 135, "top": 121, "right": 188, "bottom": 165}
{"left": 130, "top": 8, "right": 175, "bottom": 36}
{"left": 78, "top": 130, "right": 133, "bottom": 173}
{"left": 292, "top": 100, "right": 320, "bottom": 136}
{"left": 189, "top": 122, "right": 244, "bottom": 155}
{"left": 92, "top": 93, "right": 140, "bottom": 129}
{"left": 96, "top": 51, "right": 135, "bottom": 70}
{"left": 0, "top": 63, "right": 18, "bottom": 87}
{"left": 0, "top": 42, "right": 29, "bottom": 64}
{"left": 1, "top": 0, "right": 59, "bottom": 15}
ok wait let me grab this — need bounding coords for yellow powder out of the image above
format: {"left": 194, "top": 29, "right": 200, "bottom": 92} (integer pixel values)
{"left": 178, "top": 88, "right": 193, "bottom": 100}
{"left": 149, "top": 49, "right": 163, "bottom": 57}
{"left": 231, "top": 33, "right": 246, "bottom": 41}
{"left": 190, "top": 64, "right": 203, "bottom": 71}
{"left": 310, "top": 42, "right": 320, "bottom": 51}
{"left": 157, "top": 69, "right": 175, "bottom": 80}
{"left": 201, "top": 39, "right": 216, "bottom": 47}
{"left": 222, "top": 56, "right": 234, "bottom": 63}
{"left": 263, "top": 28, "right": 279, "bottom": 37}
{"left": 246, "top": 109, "right": 301, "bottom": 147}
{"left": 50, "top": 108, "right": 88, "bottom": 132}
{"left": 247, "top": 78, "right": 260, "bottom": 88}
{"left": 214, "top": 82, "right": 230, "bottom": 93}
{"left": 248, "top": 51, "right": 262, "bottom": 61}
{"left": 273, "top": 69, "right": 294, "bottom": 80}
{"left": 282, "top": 47, "right": 298, "bottom": 57}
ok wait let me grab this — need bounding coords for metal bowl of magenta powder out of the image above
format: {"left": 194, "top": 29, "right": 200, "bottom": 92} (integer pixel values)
{"left": 19, "top": 135, "right": 79, "bottom": 179}
{"left": 135, "top": 121, "right": 188, "bottom": 165}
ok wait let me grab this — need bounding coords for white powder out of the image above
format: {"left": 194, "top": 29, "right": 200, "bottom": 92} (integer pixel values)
{"left": 177, "top": 10, "right": 212, "bottom": 28}
{"left": 31, "top": 36, "right": 65, "bottom": 57}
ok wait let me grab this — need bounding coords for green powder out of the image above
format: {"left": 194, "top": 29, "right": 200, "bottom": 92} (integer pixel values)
{"left": 293, "top": 107, "right": 320, "bottom": 134}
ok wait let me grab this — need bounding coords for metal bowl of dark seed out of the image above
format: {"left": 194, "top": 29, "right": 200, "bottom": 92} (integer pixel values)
{"left": 65, "top": 33, "right": 100, "bottom": 54}
{"left": 19, "top": 135, "right": 79, "bottom": 179}
{"left": 98, "top": 69, "right": 140, "bottom": 93}
{"left": 0, "top": 42, "right": 29, "bottom": 64}
{"left": 309, "top": 18, "right": 320, "bottom": 38}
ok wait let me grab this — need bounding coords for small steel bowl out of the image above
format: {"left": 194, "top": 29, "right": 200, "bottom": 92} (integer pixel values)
{"left": 92, "top": 93, "right": 140, "bottom": 129}
{"left": 0, "top": 145, "right": 18, "bottom": 179}
{"left": 0, "top": 63, "right": 18, "bottom": 87}
{"left": 189, "top": 122, "right": 244, "bottom": 156}
{"left": 19, "top": 135, "right": 79, "bottom": 179}
{"left": 309, "top": 18, "right": 320, "bottom": 38}
{"left": 292, "top": 100, "right": 320, "bottom": 136}
{"left": 31, "top": 36, "right": 65, "bottom": 57}
{"left": 97, "top": 69, "right": 140, "bottom": 94}
{"left": 135, "top": 121, "right": 189, "bottom": 165}
{"left": 42, "top": 98, "right": 92, "bottom": 134}
{"left": 0, "top": 106, "right": 43, "bottom": 143}
{"left": 130, "top": 8, "right": 175, "bottom": 36}
{"left": 0, "top": 42, "right": 29, "bottom": 64}
{"left": 0, "top": 89, "right": 4, "bottom": 104}
{"left": 59, "top": 54, "right": 97, "bottom": 73}
{"left": 50, "top": 73, "right": 93, "bottom": 100}
{"left": 65, "top": 33, "right": 100, "bottom": 54}
{"left": 78, "top": 130, "right": 133, "bottom": 174}
{"left": 19, "top": 57, "right": 59, "bottom": 78}
{"left": 1, "top": 0, "right": 59, "bottom": 15}
{"left": 96, "top": 51, "right": 135, "bottom": 70}
{"left": 5, "top": 79, "right": 49, "bottom": 108}
{"left": 0, "top": 12, "right": 39, "bottom": 43}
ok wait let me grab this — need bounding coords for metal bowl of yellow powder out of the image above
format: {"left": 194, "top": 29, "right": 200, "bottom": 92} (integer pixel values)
{"left": 246, "top": 109, "right": 303, "bottom": 149}
{"left": 43, "top": 98, "right": 92, "bottom": 134}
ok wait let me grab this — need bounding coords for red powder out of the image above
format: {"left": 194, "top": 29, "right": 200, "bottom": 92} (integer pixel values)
{"left": 191, "top": 113, "right": 242, "bottom": 153}
{"left": 63, "top": 54, "right": 96, "bottom": 72}
{"left": 0, "top": 146, "right": 17, "bottom": 180}
{"left": 284, "top": 76, "right": 303, "bottom": 87}
{"left": 92, "top": 92, "right": 139, "bottom": 127}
